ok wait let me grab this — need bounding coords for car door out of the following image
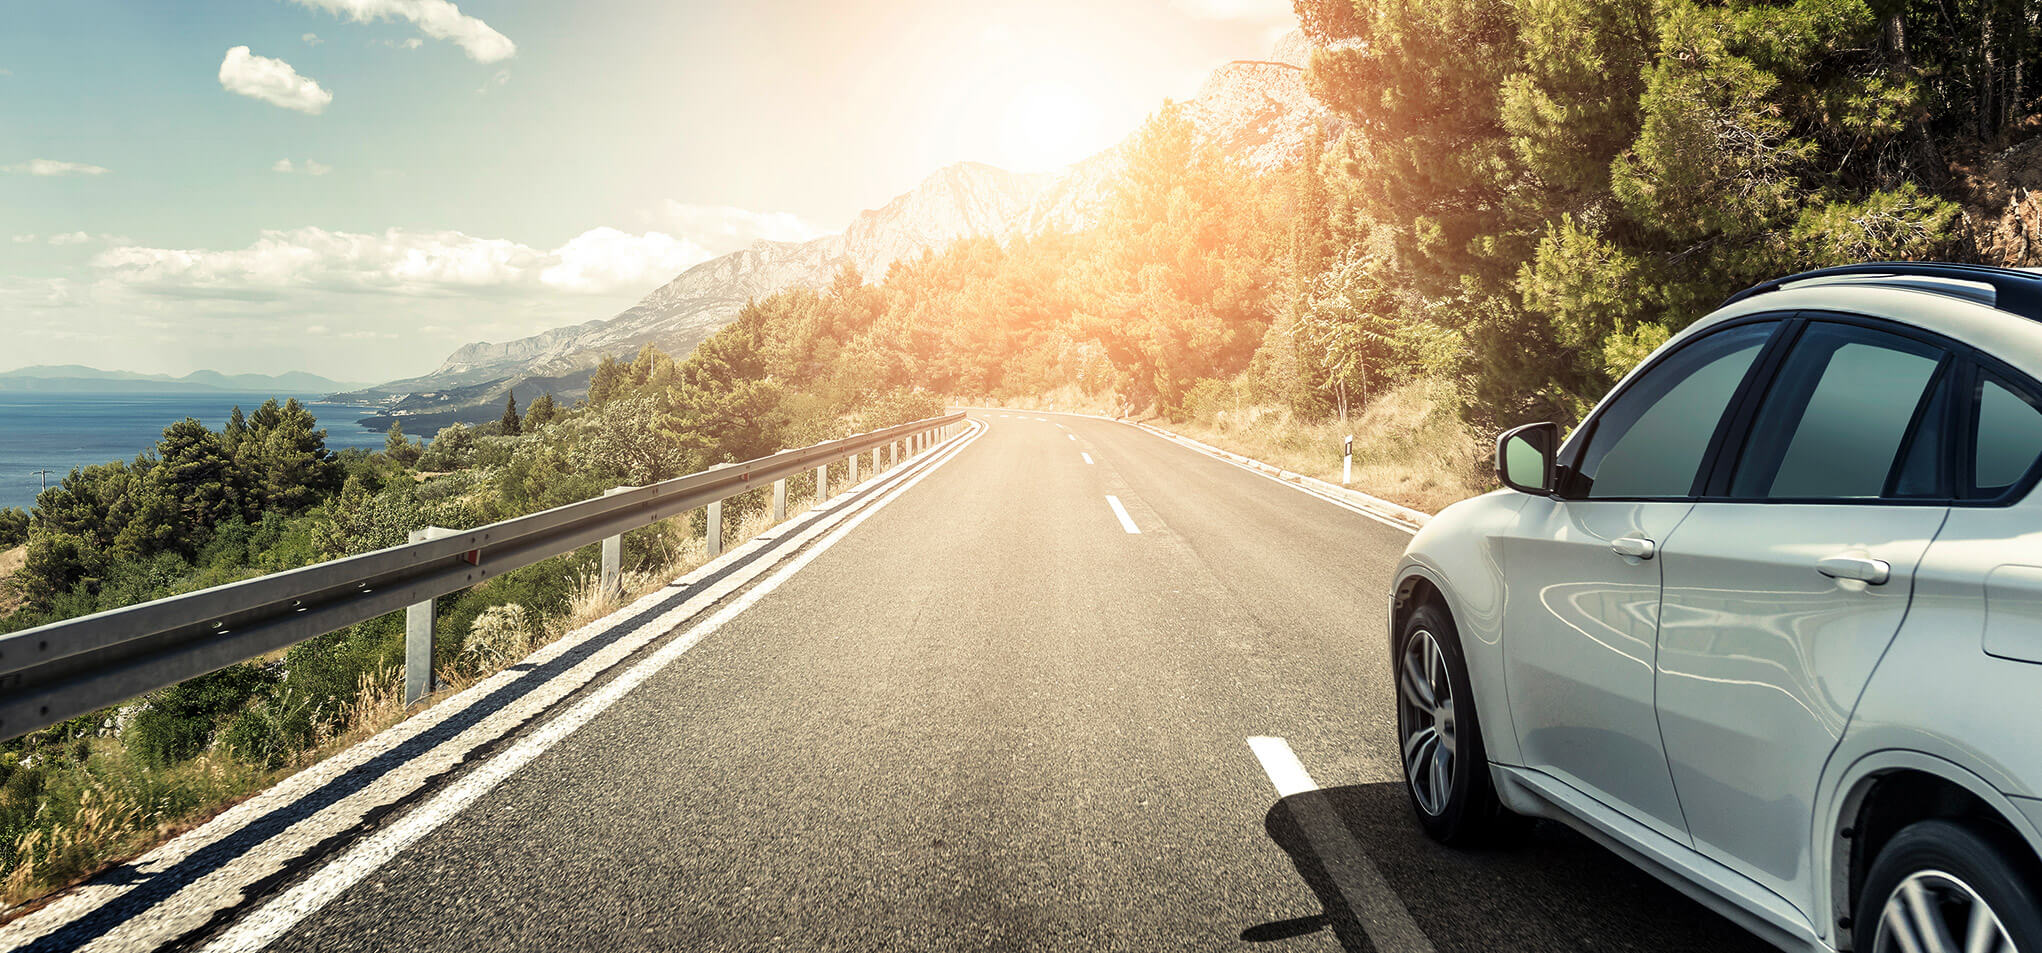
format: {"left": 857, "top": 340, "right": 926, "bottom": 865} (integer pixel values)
{"left": 1655, "top": 318, "right": 1953, "bottom": 917}
{"left": 1500, "top": 318, "right": 1782, "bottom": 843}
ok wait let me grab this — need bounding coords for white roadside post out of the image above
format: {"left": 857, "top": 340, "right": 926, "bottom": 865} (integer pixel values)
{"left": 405, "top": 525, "right": 459, "bottom": 706}
{"left": 600, "top": 486, "right": 632, "bottom": 598}
{"left": 706, "top": 499, "right": 724, "bottom": 558}
{"left": 1343, "top": 434, "right": 1354, "bottom": 486}
{"left": 848, "top": 452, "right": 859, "bottom": 485}
{"left": 815, "top": 462, "right": 828, "bottom": 502}
{"left": 772, "top": 478, "right": 787, "bottom": 522}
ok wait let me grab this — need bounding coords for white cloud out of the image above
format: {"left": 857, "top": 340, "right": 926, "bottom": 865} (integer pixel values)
{"left": 401, "top": 37, "right": 422, "bottom": 49}
{"left": 540, "top": 228, "right": 711, "bottom": 293}
{"left": 477, "top": 68, "right": 509, "bottom": 93}
{"left": 93, "top": 225, "right": 715, "bottom": 298}
{"left": 47, "top": 232, "right": 93, "bottom": 246}
{"left": 219, "top": 46, "right": 333, "bottom": 114}
{"left": 301, "top": 32, "right": 322, "bottom": 45}
{"left": 658, "top": 202, "right": 829, "bottom": 252}
{"left": 289, "top": 0, "right": 516, "bottom": 63}
{"left": 3, "top": 159, "right": 111, "bottom": 176}
{"left": 273, "top": 158, "right": 333, "bottom": 175}
{"left": 11, "top": 235, "right": 35, "bottom": 244}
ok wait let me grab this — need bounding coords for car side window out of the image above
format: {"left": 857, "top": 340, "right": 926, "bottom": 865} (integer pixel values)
{"left": 1971, "top": 370, "right": 2042, "bottom": 498}
{"left": 1571, "top": 321, "right": 1774, "bottom": 500}
{"left": 1728, "top": 322, "right": 1946, "bottom": 501}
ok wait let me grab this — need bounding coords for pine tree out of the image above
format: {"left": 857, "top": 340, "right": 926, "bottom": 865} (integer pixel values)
{"left": 384, "top": 419, "right": 420, "bottom": 466}
{"left": 523, "top": 392, "right": 557, "bottom": 429}
{"left": 587, "top": 355, "right": 628, "bottom": 406}
{"left": 500, "top": 392, "right": 521, "bottom": 436}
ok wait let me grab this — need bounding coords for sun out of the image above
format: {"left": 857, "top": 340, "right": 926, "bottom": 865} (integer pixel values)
{"left": 997, "top": 80, "right": 1109, "bottom": 173}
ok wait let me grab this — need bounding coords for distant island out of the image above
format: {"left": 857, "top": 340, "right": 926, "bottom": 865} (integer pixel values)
{"left": 0, "top": 365, "right": 367, "bottom": 395}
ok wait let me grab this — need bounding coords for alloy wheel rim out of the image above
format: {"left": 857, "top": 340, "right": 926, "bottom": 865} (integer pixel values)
{"left": 1874, "top": 869, "right": 2017, "bottom": 953}
{"left": 1397, "top": 627, "right": 1456, "bottom": 817}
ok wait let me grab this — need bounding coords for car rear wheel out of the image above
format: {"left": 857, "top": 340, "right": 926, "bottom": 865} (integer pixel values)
{"left": 1856, "top": 818, "right": 2042, "bottom": 953}
{"left": 1395, "top": 602, "right": 1514, "bottom": 845}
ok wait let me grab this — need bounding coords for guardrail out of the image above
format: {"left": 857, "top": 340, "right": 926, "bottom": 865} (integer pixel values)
{"left": 0, "top": 411, "right": 968, "bottom": 741}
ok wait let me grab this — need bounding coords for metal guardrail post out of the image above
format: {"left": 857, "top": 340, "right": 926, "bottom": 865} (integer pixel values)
{"left": 406, "top": 525, "right": 457, "bottom": 706}
{"left": 815, "top": 462, "right": 828, "bottom": 501}
{"left": 772, "top": 478, "right": 787, "bottom": 521}
{"left": 706, "top": 499, "right": 724, "bottom": 558}
{"left": 848, "top": 452, "right": 858, "bottom": 485}
{"left": 600, "top": 486, "right": 631, "bottom": 597}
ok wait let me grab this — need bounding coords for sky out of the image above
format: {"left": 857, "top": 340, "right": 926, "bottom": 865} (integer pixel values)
{"left": 0, "top": 0, "right": 1300, "bottom": 384}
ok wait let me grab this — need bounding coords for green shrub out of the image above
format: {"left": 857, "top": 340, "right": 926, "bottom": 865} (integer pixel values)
{"left": 123, "top": 664, "right": 277, "bottom": 768}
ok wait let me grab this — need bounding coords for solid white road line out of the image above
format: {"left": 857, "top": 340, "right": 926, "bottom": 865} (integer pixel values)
{"left": 200, "top": 424, "right": 987, "bottom": 953}
{"left": 1245, "top": 737, "right": 1438, "bottom": 953}
{"left": 1081, "top": 452, "right": 1094, "bottom": 465}
{"left": 1247, "top": 736, "right": 1317, "bottom": 798}
{"left": 1105, "top": 495, "right": 1140, "bottom": 534}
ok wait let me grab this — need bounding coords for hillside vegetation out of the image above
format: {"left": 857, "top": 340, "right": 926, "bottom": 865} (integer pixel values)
{"left": 4, "top": 0, "right": 2038, "bottom": 909}
{"left": 0, "top": 382, "right": 937, "bottom": 903}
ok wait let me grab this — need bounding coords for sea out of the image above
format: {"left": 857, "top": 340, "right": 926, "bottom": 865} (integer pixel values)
{"left": 0, "top": 392, "right": 387, "bottom": 511}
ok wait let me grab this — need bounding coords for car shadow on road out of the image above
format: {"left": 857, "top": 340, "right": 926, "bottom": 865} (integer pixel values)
{"left": 1246, "top": 782, "right": 1780, "bottom": 952}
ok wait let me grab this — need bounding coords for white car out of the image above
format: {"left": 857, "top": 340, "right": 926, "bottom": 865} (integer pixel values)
{"left": 1392, "top": 262, "right": 2042, "bottom": 953}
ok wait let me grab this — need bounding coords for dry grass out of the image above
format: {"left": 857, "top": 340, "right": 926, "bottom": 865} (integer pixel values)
{"left": 1166, "top": 380, "right": 1488, "bottom": 514}
{"left": 975, "top": 380, "right": 1489, "bottom": 515}
{"left": 0, "top": 545, "right": 25, "bottom": 619}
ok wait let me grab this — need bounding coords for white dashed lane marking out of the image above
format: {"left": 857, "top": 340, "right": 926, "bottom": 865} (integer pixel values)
{"left": 1105, "top": 495, "right": 1140, "bottom": 534}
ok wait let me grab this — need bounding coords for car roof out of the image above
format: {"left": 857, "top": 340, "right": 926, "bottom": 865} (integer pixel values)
{"left": 1675, "top": 280, "right": 2042, "bottom": 375}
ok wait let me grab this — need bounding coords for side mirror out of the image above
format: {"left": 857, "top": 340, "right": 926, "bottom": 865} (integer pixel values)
{"left": 1496, "top": 422, "right": 1558, "bottom": 495}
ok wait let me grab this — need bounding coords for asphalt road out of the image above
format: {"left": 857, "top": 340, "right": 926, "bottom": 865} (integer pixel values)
{"left": 246, "top": 412, "right": 1775, "bottom": 953}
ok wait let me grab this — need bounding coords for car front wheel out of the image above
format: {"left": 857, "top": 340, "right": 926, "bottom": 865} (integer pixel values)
{"left": 1856, "top": 818, "right": 2042, "bottom": 953}
{"left": 1395, "top": 601, "right": 1514, "bottom": 845}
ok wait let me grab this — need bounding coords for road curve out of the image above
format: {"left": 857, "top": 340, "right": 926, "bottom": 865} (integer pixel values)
{"left": 223, "top": 412, "right": 1772, "bottom": 952}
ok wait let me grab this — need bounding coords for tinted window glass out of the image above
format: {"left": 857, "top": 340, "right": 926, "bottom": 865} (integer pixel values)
{"left": 1730, "top": 323, "right": 1943, "bottom": 500}
{"left": 1889, "top": 376, "right": 1951, "bottom": 499}
{"left": 1973, "top": 373, "right": 2042, "bottom": 495}
{"left": 1575, "top": 322, "right": 1773, "bottom": 499}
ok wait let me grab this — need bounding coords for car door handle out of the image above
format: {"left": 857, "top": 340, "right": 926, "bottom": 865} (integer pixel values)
{"left": 1611, "top": 537, "right": 1656, "bottom": 560}
{"left": 1817, "top": 554, "right": 1891, "bottom": 585}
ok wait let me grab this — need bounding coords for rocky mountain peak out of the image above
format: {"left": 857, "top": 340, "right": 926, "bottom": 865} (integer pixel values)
{"left": 352, "top": 34, "right": 1340, "bottom": 419}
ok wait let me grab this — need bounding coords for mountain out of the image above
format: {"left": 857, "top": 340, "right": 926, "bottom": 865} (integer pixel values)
{"left": 0, "top": 365, "right": 366, "bottom": 394}
{"left": 348, "top": 31, "right": 1337, "bottom": 424}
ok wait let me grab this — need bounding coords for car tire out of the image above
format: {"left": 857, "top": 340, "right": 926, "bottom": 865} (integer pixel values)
{"left": 1854, "top": 818, "right": 2042, "bottom": 953}
{"left": 1394, "top": 601, "right": 1515, "bottom": 845}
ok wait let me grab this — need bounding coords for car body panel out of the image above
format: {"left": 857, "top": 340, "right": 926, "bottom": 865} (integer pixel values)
{"left": 1655, "top": 502, "right": 1948, "bottom": 919}
{"left": 1493, "top": 764, "right": 1826, "bottom": 953}
{"left": 1394, "top": 489, "right": 1531, "bottom": 768}
{"left": 1498, "top": 496, "right": 1696, "bottom": 842}
{"left": 1839, "top": 503, "right": 2042, "bottom": 804}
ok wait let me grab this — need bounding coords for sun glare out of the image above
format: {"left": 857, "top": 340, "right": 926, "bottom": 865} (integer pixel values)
{"left": 998, "top": 80, "right": 1109, "bottom": 172}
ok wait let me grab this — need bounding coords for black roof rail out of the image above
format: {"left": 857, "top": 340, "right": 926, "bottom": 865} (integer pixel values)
{"left": 1720, "top": 261, "right": 2042, "bottom": 320}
